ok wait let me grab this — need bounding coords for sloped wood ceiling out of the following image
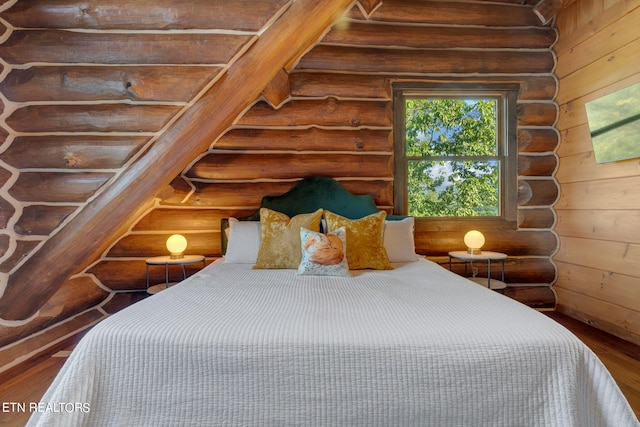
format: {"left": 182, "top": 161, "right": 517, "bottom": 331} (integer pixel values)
{"left": 0, "top": 0, "right": 567, "bottom": 365}
{"left": 0, "top": 0, "right": 356, "bottom": 321}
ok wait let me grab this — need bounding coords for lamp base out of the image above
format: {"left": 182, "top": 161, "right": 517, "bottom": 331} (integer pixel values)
{"left": 467, "top": 248, "right": 482, "bottom": 255}
{"left": 169, "top": 253, "right": 184, "bottom": 259}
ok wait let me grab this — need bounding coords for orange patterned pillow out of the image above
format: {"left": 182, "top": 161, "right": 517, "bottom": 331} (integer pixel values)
{"left": 254, "top": 208, "right": 323, "bottom": 269}
{"left": 323, "top": 210, "right": 392, "bottom": 270}
{"left": 297, "top": 227, "right": 349, "bottom": 276}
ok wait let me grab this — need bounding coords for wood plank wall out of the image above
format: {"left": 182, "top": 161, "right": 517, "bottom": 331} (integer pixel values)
{"left": 0, "top": 0, "right": 558, "bottom": 371}
{"left": 554, "top": 0, "right": 640, "bottom": 345}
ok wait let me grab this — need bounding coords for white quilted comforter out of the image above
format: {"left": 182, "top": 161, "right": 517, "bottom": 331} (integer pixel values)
{"left": 29, "top": 259, "right": 639, "bottom": 426}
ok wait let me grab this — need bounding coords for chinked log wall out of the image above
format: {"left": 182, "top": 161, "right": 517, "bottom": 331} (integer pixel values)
{"left": 95, "top": 0, "right": 560, "bottom": 289}
{"left": 0, "top": 0, "right": 559, "bottom": 368}
{"left": 0, "top": 0, "right": 293, "bottom": 367}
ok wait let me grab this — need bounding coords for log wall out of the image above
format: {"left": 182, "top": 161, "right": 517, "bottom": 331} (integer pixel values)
{"left": 0, "top": 0, "right": 559, "bottom": 372}
{"left": 0, "top": 0, "right": 291, "bottom": 372}
{"left": 98, "top": 0, "right": 560, "bottom": 288}
{"left": 553, "top": 0, "right": 640, "bottom": 345}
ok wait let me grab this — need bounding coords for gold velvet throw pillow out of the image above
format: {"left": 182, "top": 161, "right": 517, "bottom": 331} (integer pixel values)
{"left": 324, "top": 210, "right": 392, "bottom": 270}
{"left": 254, "top": 208, "right": 323, "bottom": 269}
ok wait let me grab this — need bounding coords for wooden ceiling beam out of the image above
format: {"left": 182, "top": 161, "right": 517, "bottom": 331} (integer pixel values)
{"left": 0, "top": 0, "right": 356, "bottom": 321}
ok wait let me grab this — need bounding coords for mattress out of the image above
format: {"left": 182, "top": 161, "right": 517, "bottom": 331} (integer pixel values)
{"left": 28, "top": 259, "right": 639, "bottom": 426}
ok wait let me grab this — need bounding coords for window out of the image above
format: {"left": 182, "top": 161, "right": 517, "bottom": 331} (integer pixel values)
{"left": 393, "top": 83, "right": 518, "bottom": 223}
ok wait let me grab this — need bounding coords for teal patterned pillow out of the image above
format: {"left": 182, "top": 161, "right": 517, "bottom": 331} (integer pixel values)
{"left": 297, "top": 227, "right": 349, "bottom": 277}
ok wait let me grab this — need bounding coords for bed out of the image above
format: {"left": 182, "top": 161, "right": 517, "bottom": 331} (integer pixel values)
{"left": 29, "top": 177, "right": 639, "bottom": 426}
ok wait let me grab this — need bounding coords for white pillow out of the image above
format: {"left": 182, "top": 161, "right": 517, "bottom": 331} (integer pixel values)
{"left": 224, "top": 218, "right": 261, "bottom": 263}
{"left": 384, "top": 217, "right": 418, "bottom": 262}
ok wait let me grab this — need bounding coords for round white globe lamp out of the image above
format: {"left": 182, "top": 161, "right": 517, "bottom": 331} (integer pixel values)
{"left": 464, "top": 230, "right": 485, "bottom": 255}
{"left": 166, "top": 234, "right": 188, "bottom": 259}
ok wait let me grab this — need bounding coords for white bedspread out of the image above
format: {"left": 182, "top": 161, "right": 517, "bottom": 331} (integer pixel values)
{"left": 28, "top": 259, "right": 639, "bottom": 426}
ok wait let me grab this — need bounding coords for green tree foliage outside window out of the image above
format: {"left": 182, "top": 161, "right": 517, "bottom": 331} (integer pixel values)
{"left": 405, "top": 98, "right": 500, "bottom": 217}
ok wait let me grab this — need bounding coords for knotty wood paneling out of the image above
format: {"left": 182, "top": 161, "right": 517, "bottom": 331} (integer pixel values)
{"left": 555, "top": 236, "right": 640, "bottom": 279}
{"left": 555, "top": 210, "right": 640, "bottom": 244}
{"left": 555, "top": 261, "right": 640, "bottom": 313}
{"left": 555, "top": 286, "right": 640, "bottom": 346}
{"left": 555, "top": 152, "right": 640, "bottom": 184}
{"left": 555, "top": 5, "right": 640, "bottom": 79}
{"left": 555, "top": 176, "right": 640, "bottom": 210}
{"left": 553, "top": 0, "right": 640, "bottom": 345}
{"left": 557, "top": 43, "right": 640, "bottom": 106}
{"left": 556, "top": 124, "right": 592, "bottom": 157}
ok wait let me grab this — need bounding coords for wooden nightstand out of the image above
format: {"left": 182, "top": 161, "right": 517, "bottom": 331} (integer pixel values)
{"left": 448, "top": 251, "right": 507, "bottom": 290}
{"left": 145, "top": 255, "right": 206, "bottom": 294}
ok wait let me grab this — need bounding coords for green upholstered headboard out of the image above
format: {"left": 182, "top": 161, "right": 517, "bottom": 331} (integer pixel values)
{"left": 221, "top": 176, "right": 405, "bottom": 255}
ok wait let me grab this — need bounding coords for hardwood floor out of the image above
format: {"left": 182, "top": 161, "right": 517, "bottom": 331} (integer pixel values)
{"left": 0, "top": 337, "right": 81, "bottom": 427}
{"left": 1, "top": 311, "right": 639, "bottom": 426}
{"left": 545, "top": 311, "right": 640, "bottom": 420}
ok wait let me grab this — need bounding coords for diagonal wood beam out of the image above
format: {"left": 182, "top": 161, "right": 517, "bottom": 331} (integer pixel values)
{"left": 0, "top": 0, "right": 356, "bottom": 320}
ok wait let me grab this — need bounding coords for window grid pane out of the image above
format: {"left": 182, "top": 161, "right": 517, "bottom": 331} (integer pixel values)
{"left": 405, "top": 98, "right": 498, "bottom": 157}
{"left": 404, "top": 97, "right": 502, "bottom": 218}
{"left": 407, "top": 160, "right": 500, "bottom": 217}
